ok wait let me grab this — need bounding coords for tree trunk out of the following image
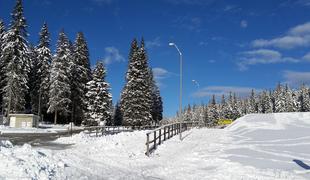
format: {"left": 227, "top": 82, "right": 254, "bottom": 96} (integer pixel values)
{"left": 54, "top": 110, "right": 58, "bottom": 125}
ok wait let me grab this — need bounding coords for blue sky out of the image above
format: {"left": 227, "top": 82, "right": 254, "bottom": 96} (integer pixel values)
{"left": 1, "top": 0, "right": 310, "bottom": 117}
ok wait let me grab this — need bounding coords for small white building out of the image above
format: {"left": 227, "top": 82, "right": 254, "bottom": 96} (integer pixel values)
{"left": 9, "top": 114, "right": 40, "bottom": 128}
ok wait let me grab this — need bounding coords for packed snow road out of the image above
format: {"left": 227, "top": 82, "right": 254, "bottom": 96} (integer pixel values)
{"left": 0, "top": 112, "right": 310, "bottom": 179}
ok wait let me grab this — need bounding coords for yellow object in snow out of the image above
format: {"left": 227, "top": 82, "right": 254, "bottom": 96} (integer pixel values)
{"left": 217, "top": 119, "right": 233, "bottom": 125}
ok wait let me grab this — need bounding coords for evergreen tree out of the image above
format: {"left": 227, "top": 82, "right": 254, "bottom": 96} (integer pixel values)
{"left": 84, "top": 62, "right": 112, "bottom": 126}
{"left": 183, "top": 104, "right": 192, "bottom": 122}
{"left": 1, "top": 0, "right": 29, "bottom": 114}
{"left": 219, "top": 95, "right": 228, "bottom": 119}
{"left": 207, "top": 95, "right": 218, "bottom": 126}
{"left": 274, "top": 83, "right": 286, "bottom": 112}
{"left": 231, "top": 93, "right": 241, "bottom": 119}
{"left": 28, "top": 45, "right": 39, "bottom": 114}
{"left": 284, "top": 84, "right": 295, "bottom": 112}
{"left": 0, "top": 20, "right": 5, "bottom": 113}
{"left": 48, "top": 30, "right": 71, "bottom": 124}
{"left": 149, "top": 68, "right": 163, "bottom": 125}
{"left": 35, "top": 23, "right": 52, "bottom": 118}
{"left": 120, "top": 39, "right": 152, "bottom": 126}
{"left": 258, "top": 90, "right": 273, "bottom": 113}
{"left": 247, "top": 89, "right": 257, "bottom": 113}
{"left": 113, "top": 102, "right": 123, "bottom": 126}
{"left": 70, "top": 32, "right": 91, "bottom": 125}
{"left": 298, "top": 84, "right": 310, "bottom": 112}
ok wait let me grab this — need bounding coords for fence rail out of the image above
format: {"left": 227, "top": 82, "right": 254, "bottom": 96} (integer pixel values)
{"left": 145, "top": 122, "right": 199, "bottom": 156}
{"left": 84, "top": 125, "right": 159, "bottom": 137}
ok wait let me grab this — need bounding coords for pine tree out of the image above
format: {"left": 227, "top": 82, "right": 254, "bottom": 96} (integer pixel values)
{"left": 35, "top": 23, "right": 52, "bottom": 118}
{"left": 274, "top": 83, "right": 286, "bottom": 112}
{"left": 84, "top": 62, "right": 112, "bottom": 126}
{"left": 70, "top": 32, "right": 91, "bottom": 125}
{"left": 113, "top": 102, "right": 123, "bottom": 126}
{"left": 28, "top": 45, "right": 39, "bottom": 114}
{"left": 219, "top": 95, "right": 228, "bottom": 119}
{"left": 149, "top": 68, "right": 163, "bottom": 125}
{"left": 207, "top": 95, "right": 218, "bottom": 127}
{"left": 183, "top": 104, "right": 192, "bottom": 122}
{"left": 298, "top": 84, "right": 310, "bottom": 112}
{"left": 120, "top": 39, "right": 152, "bottom": 126}
{"left": 48, "top": 30, "right": 71, "bottom": 124}
{"left": 1, "top": 0, "right": 29, "bottom": 114}
{"left": 247, "top": 89, "right": 257, "bottom": 113}
{"left": 231, "top": 93, "right": 241, "bottom": 119}
{"left": 258, "top": 90, "right": 273, "bottom": 113}
{"left": 0, "top": 20, "right": 6, "bottom": 113}
{"left": 284, "top": 84, "right": 295, "bottom": 112}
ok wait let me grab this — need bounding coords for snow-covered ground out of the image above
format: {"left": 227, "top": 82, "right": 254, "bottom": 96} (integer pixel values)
{"left": 0, "top": 112, "right": 310, "bottom": 179}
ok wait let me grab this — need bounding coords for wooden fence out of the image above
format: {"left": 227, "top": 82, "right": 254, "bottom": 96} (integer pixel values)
{"left": 145, "top": 122, "right": 199, "bottom": 156}
{"left": 83, "top": 125, "right": 159, "bottom": 137}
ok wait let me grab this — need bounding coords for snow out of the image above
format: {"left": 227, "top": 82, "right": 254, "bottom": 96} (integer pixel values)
{"left": 0, "top": 112, "right": 310, "bottom": 179}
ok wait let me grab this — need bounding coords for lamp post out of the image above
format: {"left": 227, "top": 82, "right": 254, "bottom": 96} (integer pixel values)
{"left": 169, "top": 42, "right": 183, "bottom": 140}
{"left": 192, "top": 80, "right": 200, "bottom": 89}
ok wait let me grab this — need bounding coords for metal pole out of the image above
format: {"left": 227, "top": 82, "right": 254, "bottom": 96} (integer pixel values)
{"left": 169, "top": 42, "right": 183, "bottom": 141}
{"left": 179, "top": 52, "right": 182, "bottom": 140}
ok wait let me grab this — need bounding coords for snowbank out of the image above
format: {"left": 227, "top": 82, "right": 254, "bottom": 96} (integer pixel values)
{"left": 0, "top": 113, "right": 309, "bottom": 179}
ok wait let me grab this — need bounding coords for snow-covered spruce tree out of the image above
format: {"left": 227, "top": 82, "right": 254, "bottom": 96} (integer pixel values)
{"left": 183, "top": 105, "right": 192, "bottom": 122}
{"left": 113, "top": 101, "right": 123, "bottom": 126}
{"left": 0, "top": 20, "right": 6, "bottom": 112}
{"left": 48, "top": 30, "right": 71, "bottom": 124}
{"left": 1, "top": 0, "right": 30, "bottom": 114}
{"left": 120, "top": 39, "right": 152, "bottom": 126}
{"left": 149, "top": 68, "right": 163, "bottom": 125}
{"left": 70, "top": 32, "right": 91, "bottom": 125}
{"left": 273, "top": 83, "right": 286, "bottom": 113}
{"left": 84, "top": 62, "right": 112, "bottom": 126}
{"left": 34, "top": 23, "right": 52, "bottom": 117}
{"left": 284, "top": 84, "right": 296, "bottom": 112}
{"left": 258, "top": 90, "right": 273, "bottom": 113}
{"left": 207, "top": 95, "right": 219, "bottom": 127}
{"left": 231, "top": 93, "right": 241, "bottom": 119}
{"left": 298, "top": 84, "right": 310, "bottom": 112}
{"left": 247, "top": 89, "right": 257, "bottom": 114}
{"left": 219, "top": 95, "right": 228, "bottom": 119}
{"left": 28, "top": 45, "right": 39, "bottom": 113}
{"left": 203, "top": 105, "right": 209, "bottom": 126}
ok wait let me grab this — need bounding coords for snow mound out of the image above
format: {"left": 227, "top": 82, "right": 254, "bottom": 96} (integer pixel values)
{"left": 224, "top": 112, "right": 310, "bottom": 178}
{"left": 0, "top": 140, "right": 13, "bottom": 148}
{"left": 227, "top": 112, "right": 310, "bottom": 131}
{"left": 0, "top": 143, "right": 65, "bottom": 179}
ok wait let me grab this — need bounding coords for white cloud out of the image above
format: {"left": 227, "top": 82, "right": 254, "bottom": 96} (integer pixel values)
{"left": 283, "top": 70, "right": 310, "bottom": 87}
{"left": 252, "top": 22, "right": 310, "bottom": 49}
{"left": 146, "top": 37, "right": 161, "bottom": 49}
{"left": 102, "top": 47, "right": 125, "bottom": 65}
{"left": 303, "top": 52, "right": 310, "bottom": 61}
{"left": 193, "top": 86, "right": 262, "bottom": 98}
{"left": 153, "top": 68, "right": 169, "bottom": 80}
{"left": 152, "top": 67, "right": 175, "bottom": 88}
{"left": 289, "top": 22, "right": 310, "bottom": 35}
{"left": 240, "top": 20, "right": 248, "bottom": 28}
{"left": 237, "top": 49, "right": 299, "bottom": 71}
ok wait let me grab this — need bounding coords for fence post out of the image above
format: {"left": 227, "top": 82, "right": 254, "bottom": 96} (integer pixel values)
{"left": 146, "top": 133, "right": 150, "bottom": 156}
{"left": 154, "top": 131, "right": 157, "bottom": 150}
{"left": 96, "top": 128, "right": 98, "bottom": 137}
{"left": 164, "top": 126, "right": 166, "bottom": 141}
{"left": 159, "top": 129, "right": 162, "bottom": 145}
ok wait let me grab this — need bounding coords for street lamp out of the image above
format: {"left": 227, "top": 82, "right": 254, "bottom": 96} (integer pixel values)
{"left": 192, "top": 80, "right": 200, "bottom": 89}
{"left": 169, "top": 42, "right": 183, "bottom": 140}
